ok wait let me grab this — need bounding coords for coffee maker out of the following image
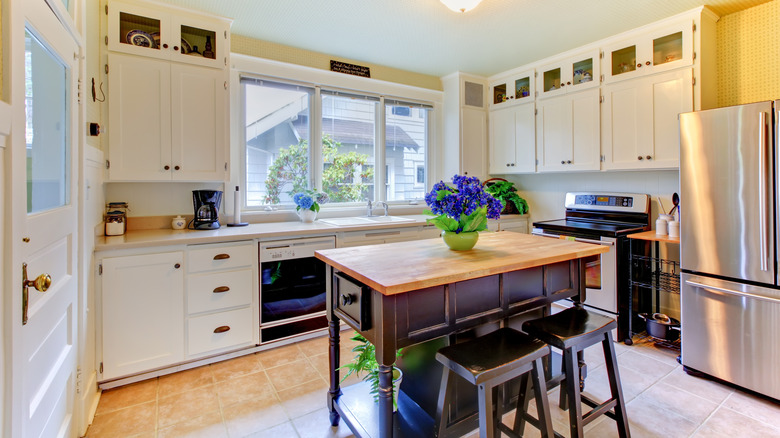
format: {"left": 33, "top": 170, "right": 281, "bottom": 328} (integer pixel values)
{"left": 192, "top": 190, "right": 223, "bottom": 230}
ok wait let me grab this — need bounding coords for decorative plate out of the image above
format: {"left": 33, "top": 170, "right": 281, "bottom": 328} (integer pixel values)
{"left": 126, "top": 29, "right": 154, "bottom": 48}
{"left": 180, "top": 38, "right": 192, "bottom": 54}
{"left": 150, "top": 32, "right": 161, "bottom": 48}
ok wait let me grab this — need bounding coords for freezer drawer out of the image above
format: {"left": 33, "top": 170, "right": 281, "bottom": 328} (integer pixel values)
{"left": 681, "top": 273, "right": 780, "bottom": 399}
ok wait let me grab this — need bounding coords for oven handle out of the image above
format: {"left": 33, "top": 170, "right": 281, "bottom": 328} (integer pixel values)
{"left": 531, "top": 230, "right": 614, "bottom": 246}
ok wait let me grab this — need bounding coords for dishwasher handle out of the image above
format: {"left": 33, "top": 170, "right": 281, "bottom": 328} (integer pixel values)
{"left": 685, "top": 279, "right": 780, "bottom": 305}
{"left": 531, "top": 230, "right": 614, "bottom": 246}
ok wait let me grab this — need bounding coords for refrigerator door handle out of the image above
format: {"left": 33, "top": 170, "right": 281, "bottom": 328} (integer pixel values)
{"left": 685, "top": 279, "right": 780, "bottom": 304}
{"left": 759, "top": 111, "right": 769, "bottom": 271}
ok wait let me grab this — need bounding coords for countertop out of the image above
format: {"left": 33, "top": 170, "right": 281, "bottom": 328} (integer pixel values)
{"left": 315, "top": 231, "right": 608, "bottom": 295}
{"left": 94, "top": 214, "right": 531, "bottom": 252}
{"left": 627, "top": 230, "right": 680, "bottom": 244}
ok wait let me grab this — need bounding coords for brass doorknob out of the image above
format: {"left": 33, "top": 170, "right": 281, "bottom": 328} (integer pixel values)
{"left": 23, "top": 263, "right": 51, "bottom": 292}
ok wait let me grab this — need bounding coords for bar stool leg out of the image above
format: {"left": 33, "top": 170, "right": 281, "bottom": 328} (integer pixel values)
{"left": 531, "top": 358, "right": 555, "bottom": 438}
{"left": 564, "top": 348, "right": 585, "bottom": 438}
{"left": 478, "top": 383, "right": 495, "bottom": 438}
{"left": 435, "top": 369, "right": 451, "bottom": 438}
{"left": 603, "top": 332, "right": 631, "bottom": 438}
{"left": 512, "top": 372, "right": 531, "bottom": 434}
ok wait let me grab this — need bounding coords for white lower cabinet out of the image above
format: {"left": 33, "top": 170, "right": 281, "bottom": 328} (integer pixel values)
{"left": 101, "top": 251, "right": 185, "bottom": 380}
{"left": 187, "top": 307, "right": 254, "bottom": 357}
{"left": 535, "top": 88, "right": 600, "bottom": 172}
{"left": 601, "top": 68, "right": 693, "bottom": 170}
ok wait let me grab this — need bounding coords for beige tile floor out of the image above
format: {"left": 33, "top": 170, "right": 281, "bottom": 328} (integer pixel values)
{"left": 87, "top": 332, "right": 780, "bottom": 437}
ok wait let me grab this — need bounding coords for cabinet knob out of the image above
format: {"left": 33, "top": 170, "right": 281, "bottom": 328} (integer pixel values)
{"left": 213, "top": 326, "right": 230, "bottom": 334}
{"left": 567, "top": 160, "right": 572, "bottom": 164}
{"left": 567, "top": 81, "right": 571, "bottom": 85}
{"left": 213, "top": 286, "right": 230, "bottom": 293}
{"left": 511, "top": 163, "right": 516, "bottom": 166}
{"left": 637, "top": 156, "right": 644, "bottom": 161}
{"left": 164, "top": 165, "right": 170, "bottom": 170}
{"left": 213, "top": 253, "right": 230, "bottom": 260}
{"left": 341, "top": 294, "right": 355, "bottom": 306}
{"left": 163, "top": 43, "right": 169, "bottom": 49}
{"left": 506, "top": 163, "right": 510, "bottom": 167}
{"left": 637, "top": 63, "right": 642, "bottom": 68}
{"left": 508, "top": 96, "right": 513, "bottom": 99}
{"left": 646, "top": 61, "right": 652, "bottom": 66}
{"left": 561, "top": 160, "right": 565, "bottom": 165}
{"left": 174, "top": 263, "right": 181, "bottom": 269}
{"left": 174, "top": 165, "right": 180, "bottom": 170}
{"left": 646, "top": 155, "right": 652, "bottom": 160}
{"left": 173, "top": 46, "right": 179, "bottom": 51}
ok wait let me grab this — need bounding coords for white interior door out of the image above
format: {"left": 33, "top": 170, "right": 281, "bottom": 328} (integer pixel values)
{"left": 8, "top": 2, "right": 80, "bottom": 437}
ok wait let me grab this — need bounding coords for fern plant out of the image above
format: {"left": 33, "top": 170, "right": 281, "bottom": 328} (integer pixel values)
{"left": 339, "top": 332, "right": 403, "bottom": 409}
{"left": 484, "top": 179, "right": 529, "bottom": 215}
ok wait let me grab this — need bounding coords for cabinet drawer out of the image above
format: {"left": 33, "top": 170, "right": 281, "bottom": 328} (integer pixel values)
{"left": 187, "top": 307, "right": 254, "bottom": 356}
{"left": 188, "top": 241, "right": 254, "bottom": 273}
{"left": 188, "top": 269, "right": 253, "bottom": 314}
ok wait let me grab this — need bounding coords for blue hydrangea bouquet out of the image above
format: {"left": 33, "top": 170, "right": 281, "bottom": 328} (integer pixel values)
{"left": 293, "top": 190, "right": 328, "bottom": 213}
{"left": 424, "top": 175, "right": 502, "bottom": 234}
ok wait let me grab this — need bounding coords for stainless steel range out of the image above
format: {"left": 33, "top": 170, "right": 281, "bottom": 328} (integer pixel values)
{"left": 532, "top": 192, "right": 651, "bottom": 342}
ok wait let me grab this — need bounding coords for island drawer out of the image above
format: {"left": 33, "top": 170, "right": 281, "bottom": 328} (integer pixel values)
{"left": 187, "top": 268, "right": 253, "bottom": 314}
{"left": 334, "top": 272, "right": 371, "bottom": 330}
{"left": 187, "top": 307, "right": 254, "bottom": 356}
{"left": 187, "top": 241, "right": 254, "bottom": 273}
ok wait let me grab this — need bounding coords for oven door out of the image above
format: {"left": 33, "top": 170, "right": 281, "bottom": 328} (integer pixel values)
{"left": 532, "top": 229, "right": 617, "bottom": 313}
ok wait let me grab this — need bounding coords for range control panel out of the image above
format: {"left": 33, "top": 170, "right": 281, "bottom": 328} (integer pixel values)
{"left": 565, "top": 192, "right": 649, "bottom": 214}
{"left": 574, "top": 194, "right": 633, "bottom": 207}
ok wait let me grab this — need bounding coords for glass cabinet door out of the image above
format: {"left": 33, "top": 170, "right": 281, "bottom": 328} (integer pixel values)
{"left": 537, "top": 50, "right": 598, "bottom": 99}
{"left": 171, "top": 16, "right": 227, "bottom": 68}
{"left": 605, "top": 20, "right": 692, "bottom": 83}
{"left": 490, "top": 70, "right": 534, "bottom": 108}
{"left": 108, "top": 2, "right": 168, "bottom": 60}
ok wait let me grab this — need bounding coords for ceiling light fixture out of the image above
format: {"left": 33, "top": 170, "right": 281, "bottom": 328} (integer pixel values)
{"left": 440, "top": 0, "right": 482, "bottom": 13}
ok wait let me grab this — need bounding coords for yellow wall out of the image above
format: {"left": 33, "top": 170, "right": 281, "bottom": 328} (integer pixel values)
{"left": 717, "top": 0, "right": 780, "bottom": 106}
{"left": 231, "top": 35, "right": 443, "bottom": 91}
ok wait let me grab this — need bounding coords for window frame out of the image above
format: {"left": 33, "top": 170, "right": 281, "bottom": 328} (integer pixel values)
{"left": 234, "top": 58, "right": 439, "bottom": 213}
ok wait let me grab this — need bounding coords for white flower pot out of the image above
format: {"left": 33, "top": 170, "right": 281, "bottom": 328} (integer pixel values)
{"left": 298, "top": 209, "right": 317, "bottom": 223}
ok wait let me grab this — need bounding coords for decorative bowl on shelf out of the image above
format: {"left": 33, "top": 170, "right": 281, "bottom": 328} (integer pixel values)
{"left": 126, "top": 30, "right": 154, "bottom": 48}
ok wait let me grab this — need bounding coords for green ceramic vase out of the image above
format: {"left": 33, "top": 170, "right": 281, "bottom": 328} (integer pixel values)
{"left": 441, "top": 230, "right": 479, "bottom": 251}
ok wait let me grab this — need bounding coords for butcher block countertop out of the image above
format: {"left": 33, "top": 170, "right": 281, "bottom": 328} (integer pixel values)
{"left": 315, "top": 231, "right": 608, "bottom": 295}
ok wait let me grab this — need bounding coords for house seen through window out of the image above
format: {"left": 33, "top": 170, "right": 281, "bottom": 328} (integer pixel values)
{"left": 242, "top": 77, "right": 430, "bottom": 208}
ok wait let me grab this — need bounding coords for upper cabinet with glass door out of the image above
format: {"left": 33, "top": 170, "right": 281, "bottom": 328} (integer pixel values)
{"left": 604, "top": 19, "right": 693, "bottom": 83}
{"left": 536, "top": 49, "right": 600, "bottom": 99}
{"left": 489, "top": 70, "right": 534, "bottom": 109}
{"left": 107, "top": 0, "right": 230, "bottom": 69}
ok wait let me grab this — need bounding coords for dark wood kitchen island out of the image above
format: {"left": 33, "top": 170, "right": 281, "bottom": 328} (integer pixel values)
{"left": 315, "top": 231, "right": 608, "bottom": 438}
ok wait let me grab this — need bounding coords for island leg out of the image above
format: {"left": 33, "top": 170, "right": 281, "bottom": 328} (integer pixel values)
{"left": 326, "top": 265, "right": 341, "bottom": 427}
{"left": 377, "top": 363, "right": 394, "bottom": 438}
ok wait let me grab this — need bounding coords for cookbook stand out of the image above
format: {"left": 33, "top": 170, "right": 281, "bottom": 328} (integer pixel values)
{"left": 625, "top": 231, "right": 681, "bottom": 352}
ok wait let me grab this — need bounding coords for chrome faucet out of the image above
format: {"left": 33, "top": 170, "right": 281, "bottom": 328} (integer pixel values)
{"left": 366, "top": 199, "right": 389, "bottom": 216}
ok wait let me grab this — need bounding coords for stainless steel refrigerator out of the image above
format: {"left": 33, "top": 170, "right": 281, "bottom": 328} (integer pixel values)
{"left": 679, "top": 100, "right": 780, "bottom": 400}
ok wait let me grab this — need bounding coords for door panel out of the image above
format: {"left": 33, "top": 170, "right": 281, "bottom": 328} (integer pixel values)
{"left": 13, "top": 6, "right": 80, "bottom": 436}
{"left": 680, "top": 100, "right": 774, "bottom": 284}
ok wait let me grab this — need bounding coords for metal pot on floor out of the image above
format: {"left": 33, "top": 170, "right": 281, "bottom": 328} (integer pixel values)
{"left": 639, "top": 313, "right": 680, "bottom": 341}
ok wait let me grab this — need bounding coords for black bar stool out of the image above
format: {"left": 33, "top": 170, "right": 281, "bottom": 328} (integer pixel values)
{"left": 434, "top": 328, "right": 555, "bottom": 438}
{"left": 522, "top": 305, "right": 631, "bottom": 438}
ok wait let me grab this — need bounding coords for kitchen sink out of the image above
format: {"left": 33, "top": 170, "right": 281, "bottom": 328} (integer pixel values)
{"left": 319, "top": 216, "right": 415, "bottom": 226}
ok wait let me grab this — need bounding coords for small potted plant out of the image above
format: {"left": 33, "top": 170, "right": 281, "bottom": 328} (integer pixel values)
{"left": 483, "top": 178, "right": 528, "bottom": 215}
{"left": 293, "top": 190, "right": 328, "bottom": 223}
{"left": 424, "top": 174, "right": 503, "bottom": 251}
{"left": 340, "top": 332, "right": 404, "bottom": 411}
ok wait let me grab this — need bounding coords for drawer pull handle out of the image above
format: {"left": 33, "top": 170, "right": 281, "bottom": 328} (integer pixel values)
{"left": 214, "top": 326, "right": 230, "bottom": 334}
{"left": 213, "top": 286, "right": 230, "bottom": 293}
{"left": 213, "top": 254, "right": 230, "bottom": 260}
{"left": 341, "top": 294, "right": 355, "bottom": 306}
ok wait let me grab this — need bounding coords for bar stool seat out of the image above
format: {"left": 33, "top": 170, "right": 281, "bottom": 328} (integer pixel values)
{"left": 522, "top": 306, "right": 631, "bottom": 438}
{"left": 435, "top": 328, "right": 554, "bottom": 438}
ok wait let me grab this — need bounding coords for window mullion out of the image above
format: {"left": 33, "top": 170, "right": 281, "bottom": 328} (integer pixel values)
{"left": 376, "top": 98, "right": 386, "bottom": 202}
{"left": 312, "top": 86, "right": 323, "bottom": 192}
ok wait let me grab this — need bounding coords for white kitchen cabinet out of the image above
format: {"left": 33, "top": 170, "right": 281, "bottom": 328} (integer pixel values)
{"left": 488, "top": 215, "right": 530, "bottom": 233}
{"left": 185, "top": 241, "right": 257, "bottom": 358}
{"left": 442, "top": 73, "right": 487, "bottom": 181}
{"left": 489, "top": 70, "right": 534, "bottom": 109}
{"left": 537, "top": 49, "right": 600, "bottom": 99}
{"left": 108, "top": 0, "right": 229, "bottom": 70}
{"left": 108, "top": 53, "right": 227, "bottom": 181}
{"left": 601, "top": 69, "right": 693, "bottom": 170}
{"left": 101, "top": 251, "right": 184, "bottom": 380}
{"left": 603, "top": 19, "right": 693, "bottom": 84}
{"left": 536, "top": 88, "right": 600, "bottom": 172}
{"left": 489, "top": 103, "right": 536, "bottom": 174}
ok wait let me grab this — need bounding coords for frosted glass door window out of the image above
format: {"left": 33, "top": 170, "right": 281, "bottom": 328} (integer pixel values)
{"left": 25, "top": 29, "right": 70, "bottom": 214}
